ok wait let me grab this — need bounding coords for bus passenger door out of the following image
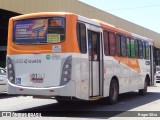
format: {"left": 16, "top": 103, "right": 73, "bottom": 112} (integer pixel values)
{"left": 88, "top": 30, "right": 100, "bottom": 97}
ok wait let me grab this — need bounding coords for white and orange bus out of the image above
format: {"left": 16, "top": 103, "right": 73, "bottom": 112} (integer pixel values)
{"left": 7, "top": 12, "right": 154, "bottom": 104}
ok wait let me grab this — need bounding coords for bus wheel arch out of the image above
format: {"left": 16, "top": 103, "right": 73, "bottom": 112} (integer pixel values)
{"left": 108, "top": 76, "right": 119, "bottom": 104}
{"left": 139, "top": 74, "right": 150, "bottom": 95}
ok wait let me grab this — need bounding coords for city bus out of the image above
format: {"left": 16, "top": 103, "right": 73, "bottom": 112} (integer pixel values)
{"left": 6, "top": 12, "right": 154, "bottom": 104}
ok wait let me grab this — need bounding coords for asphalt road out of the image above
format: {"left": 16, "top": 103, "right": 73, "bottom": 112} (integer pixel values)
{"left": 0, "top": 83, "right": 160, "bottom": 120}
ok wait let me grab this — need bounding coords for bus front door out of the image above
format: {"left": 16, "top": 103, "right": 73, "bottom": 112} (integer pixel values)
{"left": 88, "top": 30, "right": 100, "bottom": 97}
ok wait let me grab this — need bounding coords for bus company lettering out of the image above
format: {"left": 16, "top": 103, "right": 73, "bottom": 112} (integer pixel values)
{"left": 24, "top": 59, "right": 41, "bottom": 64}
{"left": 14, "top": 59, "right": 41, "bottom": 64}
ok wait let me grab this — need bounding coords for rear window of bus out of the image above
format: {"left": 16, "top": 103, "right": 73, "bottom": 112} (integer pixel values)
{"left": 13, "top": 17, "right": 65, "bottom": 44}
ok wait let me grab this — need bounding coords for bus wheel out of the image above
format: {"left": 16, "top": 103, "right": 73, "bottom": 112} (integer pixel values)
{"left": 108, "top": 79, "right": 119, "bottom": 104}
{"left": 139, "top": 79, "right": 148, "bottom": 95}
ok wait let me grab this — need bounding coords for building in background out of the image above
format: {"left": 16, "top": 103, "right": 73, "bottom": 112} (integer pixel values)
{"left": 0, "top": 0, "right": 160, "bottom": 67}
{"left": 0, "top": 9, "right": 20, "bottom": 67}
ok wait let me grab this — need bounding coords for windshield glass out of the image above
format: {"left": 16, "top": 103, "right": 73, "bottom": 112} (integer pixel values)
{"left": 13, "top": 17, "right": 65, "bottom": 44}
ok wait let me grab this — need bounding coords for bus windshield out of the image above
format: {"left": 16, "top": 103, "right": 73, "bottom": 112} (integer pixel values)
{"left": 13, "top": 17, "right": 65, "bottom": 44}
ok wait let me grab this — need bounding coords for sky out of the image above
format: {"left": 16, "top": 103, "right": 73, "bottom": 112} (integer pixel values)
{"left": 78, "top": 0, "right": 160, "bottom": 33}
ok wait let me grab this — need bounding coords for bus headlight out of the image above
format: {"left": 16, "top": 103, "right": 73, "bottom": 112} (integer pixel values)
{"left": 7, "top": 57, "right": 15, "bottom": 84}
{"left": 60, "top": 56, "right": 72, "bottom": 86}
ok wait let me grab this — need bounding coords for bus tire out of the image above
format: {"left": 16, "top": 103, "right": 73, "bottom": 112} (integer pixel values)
{"left": 139, "top": 78, "right": 148, "bottom": 95}
{"left": 108, "top": 79, "right": 119, "bottom": 104}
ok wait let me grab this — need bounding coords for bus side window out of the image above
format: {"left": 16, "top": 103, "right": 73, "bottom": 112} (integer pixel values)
{"left": 127, "top": 38, "right": 131, "bottom": 57}
{"left": 116, "top": 34, "right": 127, "bottom": 57}
{"left": 121, "top": 35, "right": 127, "bottom": 57}
{"left": 146, "top": 42, "right": 150, "bottom": 60}
{"left": 116, "top": 34, "right": 121, "bottom": 56}
{"left": 88, "top": 31, "right": 99, "bottom": 61}
{"left": 130, "top": 38, "right": 136, "bottom": 58}
{"left": 104, "top": 31, "right": 116, "bottom": 56}
{"left": 104, "top": 31, "right": 109, "bottom": 56}
{"left": 109, "top": 32, "right": 116, "bottom": 56}
{"left": 138, "top": 40, "right": 143, "bottom": 59}
{"left": 143, "top": 41, "right": 146, "bottom": 59}
{"left": 135, "top": 40, "right": 139, "bottom": 58}
{"left": 76, "top": 22, "right": 87, "bottom": 54}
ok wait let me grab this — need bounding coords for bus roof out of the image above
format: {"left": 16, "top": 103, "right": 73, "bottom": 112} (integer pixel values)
{"left": 10, "top": 12, "right": 76, "bottom": 20}
{"left": 92, "top": 19, "right": 153, "bottom": 43}
{"left": 11, "top": 12, "right": 153, "bottom": 44}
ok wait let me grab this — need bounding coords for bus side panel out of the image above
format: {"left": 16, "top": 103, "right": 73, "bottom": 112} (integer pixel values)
{"left": 103, "top": 57, "right": 114, "bottom": 97}
{"left": 104, "top": 57, "right": 145, "bottom": 95}
{"left": 103, "top": 56, "right": 131, "bottom": 96}
{"left": 79, "top": 55, "right": 89, "bottom": 100}
{"left": 138, "top": 59, "right": 148, "bottom": 90}
{"left": 114, "top": 57, "right": 130, "bottom": 93}
{"left": 129, "top": 67, "right": 141, "bottom": 91}
{"left": 71, "top": 55, "right": 81, "bottom": 99}
{"left": 103, "top": 57, "right": 130, "bottom": 97}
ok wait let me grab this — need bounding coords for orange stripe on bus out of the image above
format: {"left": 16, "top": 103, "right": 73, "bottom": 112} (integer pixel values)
{"left": 94, "top": 19, "right": 131, "bottom": 36}
{"left": 114, "top": 56, "right": 140, "bottom": 72}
